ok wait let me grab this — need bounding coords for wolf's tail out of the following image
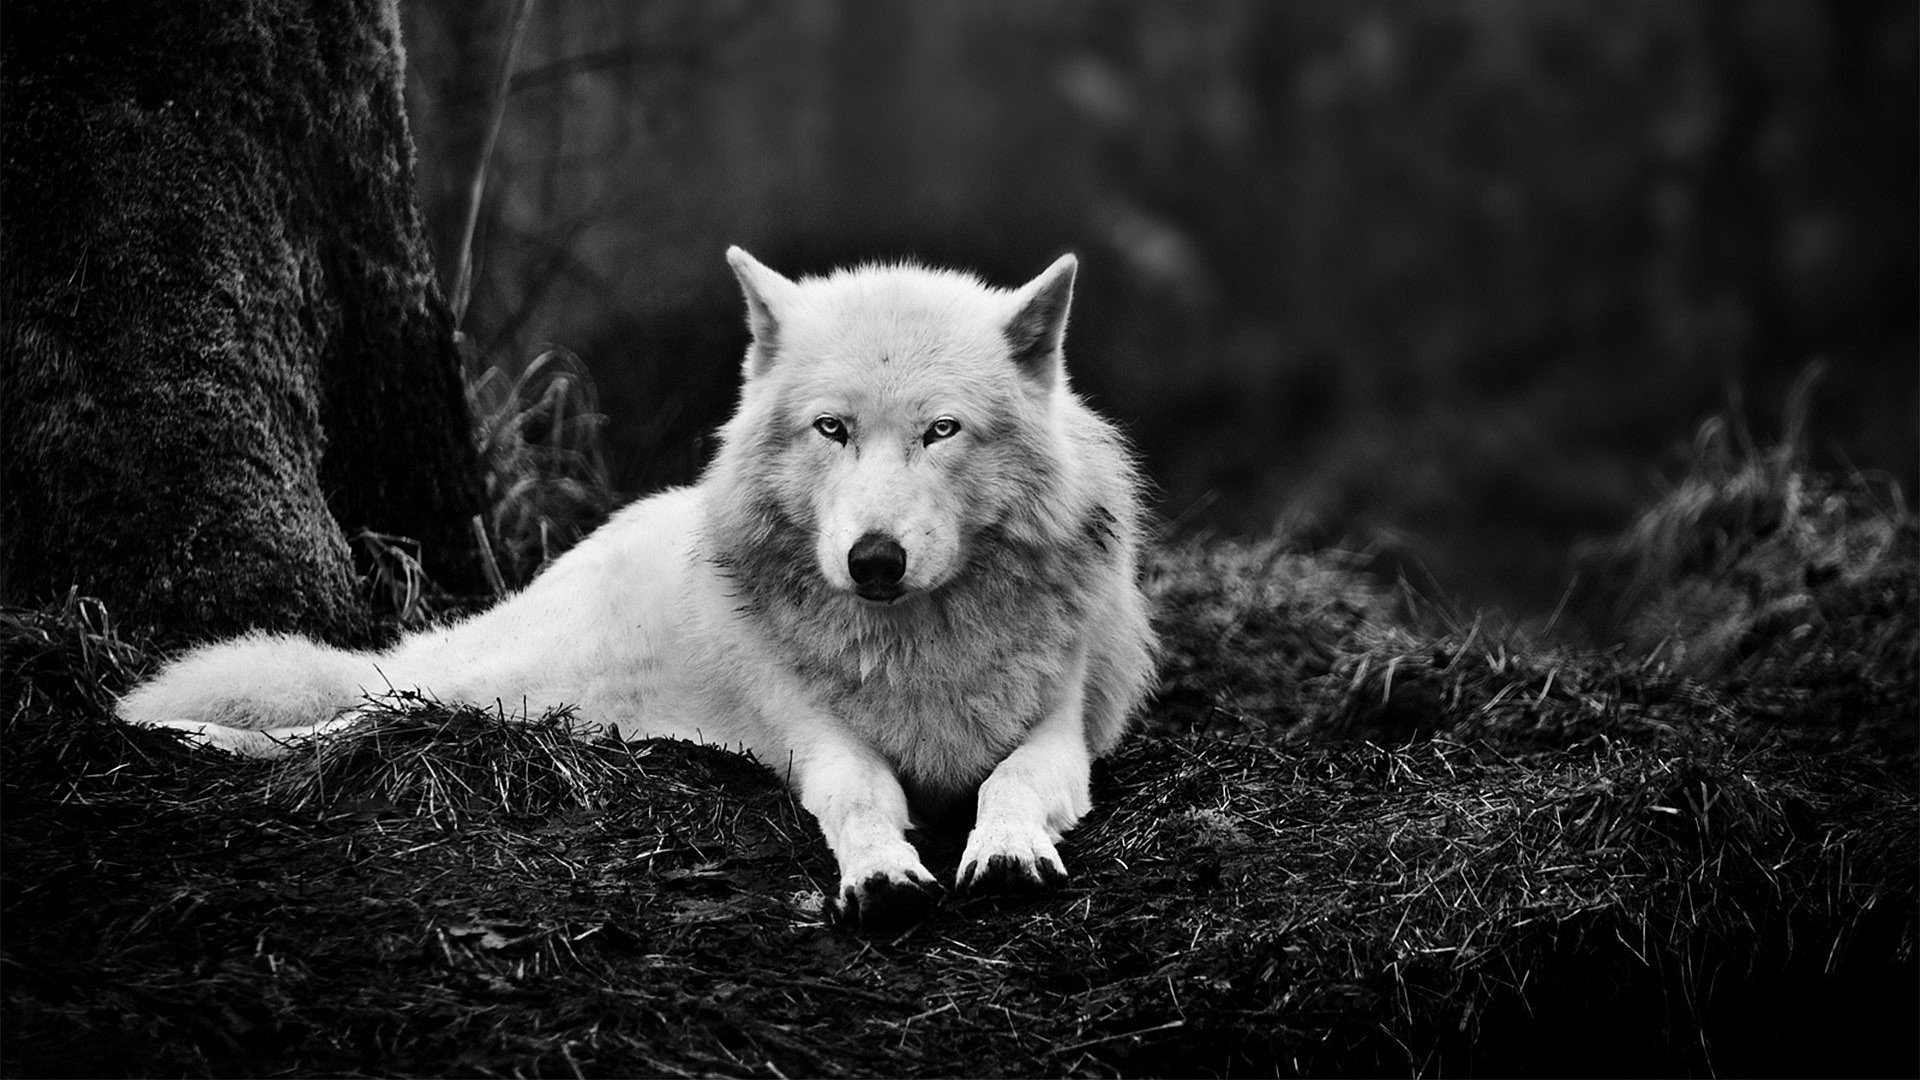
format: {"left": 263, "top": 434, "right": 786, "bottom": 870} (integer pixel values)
{"left": 117, "top": 632, "right": 390, "bottom": 757}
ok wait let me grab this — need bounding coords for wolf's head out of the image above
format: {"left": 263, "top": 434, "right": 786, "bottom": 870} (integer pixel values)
{"left": 708, "top": 248, "right": 1083, "bottom": 607}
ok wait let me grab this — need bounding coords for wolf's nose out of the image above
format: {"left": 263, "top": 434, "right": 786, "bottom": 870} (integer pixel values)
{"left": 848, "top": 533, "right": 907, "bottom": 588}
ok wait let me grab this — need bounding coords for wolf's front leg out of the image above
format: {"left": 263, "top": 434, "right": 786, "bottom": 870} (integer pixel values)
{"left": 791, "top": 728, "right": 942, "bottom": 932}
{"left": 956, "top": 655, "right": 1093, "bottom": 893}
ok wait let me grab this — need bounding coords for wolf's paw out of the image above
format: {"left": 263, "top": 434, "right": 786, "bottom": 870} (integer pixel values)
{"left": 955, "top": 825, "right": 1069, "bottom": 895}
{"left": 829, "top": 837, "right": 940, "bottom": 933}
{"left": 833, "top": 867, "right": 941, "bottom": 934}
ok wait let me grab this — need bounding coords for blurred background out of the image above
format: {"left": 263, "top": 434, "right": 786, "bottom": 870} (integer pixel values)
{"left": 399, "top": 0, "right": 1917, "bottom": 621}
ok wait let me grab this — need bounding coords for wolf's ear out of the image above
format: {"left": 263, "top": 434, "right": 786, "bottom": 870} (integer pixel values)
{"left": 726, "top": 246, "right": 799, "bottom": 378}
{"left": 1004, "top": 253, "right": 1077, "bottom": 388}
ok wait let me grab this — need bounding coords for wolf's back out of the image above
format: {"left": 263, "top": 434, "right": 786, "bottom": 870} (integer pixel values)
{"left": 117, "top": 632, "right": 382, "bottom": 733}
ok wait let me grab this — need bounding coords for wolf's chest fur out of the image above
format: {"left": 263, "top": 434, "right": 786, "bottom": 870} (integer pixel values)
{"left": 759, "top": 583, "right": 1080, "bottom": 796}
{"left": 846, "top": 633, "right": 1065, "bottom": 790}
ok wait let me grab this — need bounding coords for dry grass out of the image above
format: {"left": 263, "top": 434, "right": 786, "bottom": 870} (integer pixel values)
{"left": 1577, "top": 366, "right": 1914, "bottom": 682}
{"left": 1146, "top": 538, "right": 1397, "bottom": 738}
{"left": 468, "top": 346, "right": 614, "bottom": 591}
{"left": 259, "top": 697, "right": 628, "bottom": 826}
{"left": 3, "top": 449, "right": 1914, "bottom": 1077}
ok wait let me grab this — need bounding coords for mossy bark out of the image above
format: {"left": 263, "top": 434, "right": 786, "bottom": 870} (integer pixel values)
{"left": 0, "top": 0, "right": 486, "bottom": 645}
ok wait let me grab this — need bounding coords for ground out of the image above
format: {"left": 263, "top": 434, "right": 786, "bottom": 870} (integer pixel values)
{"left": 2, "top": 452, "right": 1914, "bottom": 1078}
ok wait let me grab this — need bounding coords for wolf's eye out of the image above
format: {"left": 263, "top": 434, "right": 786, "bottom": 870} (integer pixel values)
{"left": 924, "top": 417, "right": 962, "bottom": 445}
{"left": 813, "top": 416, "right": 847, "bottom": 444}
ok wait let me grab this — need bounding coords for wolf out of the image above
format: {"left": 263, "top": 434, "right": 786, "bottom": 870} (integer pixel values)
{"left": 118, "top": 247, "right": 1156, "bottom": 931}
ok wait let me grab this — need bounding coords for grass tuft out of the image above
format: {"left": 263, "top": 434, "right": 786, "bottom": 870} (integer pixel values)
{"left": 469, "top": 345, "right": 614, "bottom": 589}
{"left": 262, "top": 694, "right": 629, "bottom": 825}
{"left": 1147, "top": 536, "right": 1398, "bottom": 737}
{"left": 1576, "top": 365, "right": 1916, "bottom": 680}
{"left": 0, "top": 588, "right": 152, "bottom": 720}
{"left": 349, "top": 528, "right": 446, "bottom": 629}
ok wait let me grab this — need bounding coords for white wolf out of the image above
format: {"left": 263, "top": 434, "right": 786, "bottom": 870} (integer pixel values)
{"left": 119, "top": 248, "right": 1156, "bottom": 930}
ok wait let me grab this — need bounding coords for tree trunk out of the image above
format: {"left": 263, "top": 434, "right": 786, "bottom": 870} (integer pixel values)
{"left": 0, "top": 0, "right": 486, "bottom": 645}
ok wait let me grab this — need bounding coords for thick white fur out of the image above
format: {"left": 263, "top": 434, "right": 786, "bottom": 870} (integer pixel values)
{"left": 119, "top": 248, "right": 1156, "bottom": 924}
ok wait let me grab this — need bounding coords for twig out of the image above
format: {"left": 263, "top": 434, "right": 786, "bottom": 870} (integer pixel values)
{"left": 472, "top": 514, "right": 508, "bottom": 598}
{"left": 450, "top": 0, "right": 539, "bottom": 330}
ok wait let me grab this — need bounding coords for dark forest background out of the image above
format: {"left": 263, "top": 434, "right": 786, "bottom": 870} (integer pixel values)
{"left": 399, "top": 0, "right": 1917, "bottom": 621}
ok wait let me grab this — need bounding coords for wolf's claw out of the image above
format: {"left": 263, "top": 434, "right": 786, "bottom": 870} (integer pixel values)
{"left": 956, "top": 851, "right": 1069, "bottom": 894}
{"left": 956, "top": 817, "right": 1070, "bottom": 895}
{"left": 834, "top": 872, "right": 940, "bottom": 933}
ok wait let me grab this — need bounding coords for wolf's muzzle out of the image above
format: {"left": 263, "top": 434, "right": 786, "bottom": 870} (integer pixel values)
{"left": 849, "top": 532, "right": 907, "bottom": 602}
